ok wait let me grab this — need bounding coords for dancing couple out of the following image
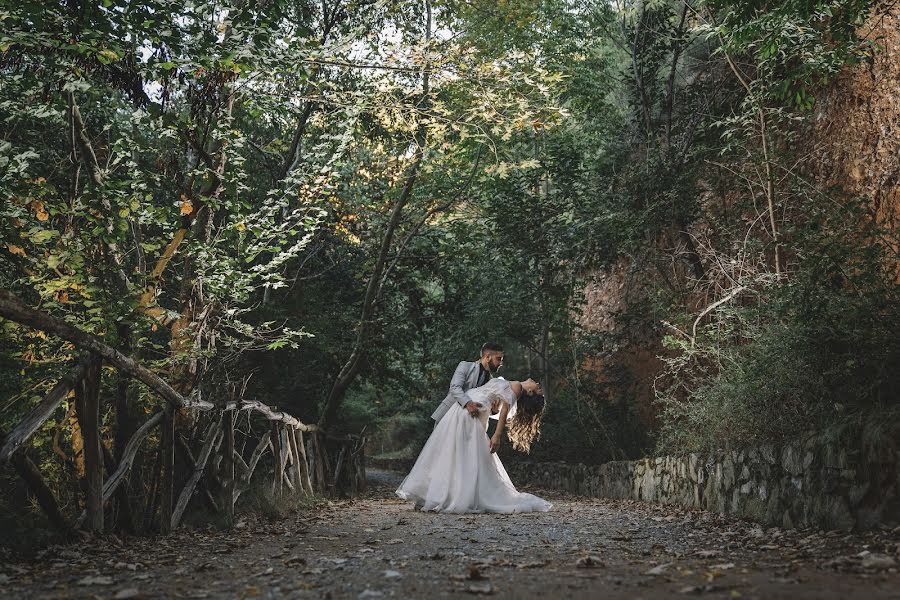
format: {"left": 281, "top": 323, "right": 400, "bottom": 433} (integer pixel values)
{"left": 396, "top": 343, "right": 551, "bottom": 513}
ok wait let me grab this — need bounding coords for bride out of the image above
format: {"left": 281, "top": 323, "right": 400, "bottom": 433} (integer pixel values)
{"left": 396, "top": 376, "right": 551, "bottom": 513}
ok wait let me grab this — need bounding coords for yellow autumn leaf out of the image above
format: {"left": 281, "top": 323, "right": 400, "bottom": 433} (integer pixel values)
{"left": 6, "top": 243, "right": 26, "bottom": 257}
{"left": 180, "top": 199, "right": 193, "bottom": 215}
{"left": 33, "top": 200, "right": 49, "bottom": 221}
{"left": 98, "top": 48, "right": 119, "bottom": 62}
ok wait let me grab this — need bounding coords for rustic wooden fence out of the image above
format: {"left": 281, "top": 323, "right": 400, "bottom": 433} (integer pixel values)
{"left": 0, "top": 290, "right": 366, "bottom": 534}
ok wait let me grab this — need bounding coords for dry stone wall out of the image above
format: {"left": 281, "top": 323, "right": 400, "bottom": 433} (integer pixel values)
{"left": 506, "top": 436, "right": 900, "bottom": 531}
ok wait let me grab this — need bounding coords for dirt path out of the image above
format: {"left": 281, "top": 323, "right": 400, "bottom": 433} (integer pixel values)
{"left": 3, "top": 470, "right": 898, "bottom": 599}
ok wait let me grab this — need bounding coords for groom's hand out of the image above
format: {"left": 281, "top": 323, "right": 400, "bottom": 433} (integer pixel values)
{"left": 465, "top": 401, "right": 478, "bottom": 416}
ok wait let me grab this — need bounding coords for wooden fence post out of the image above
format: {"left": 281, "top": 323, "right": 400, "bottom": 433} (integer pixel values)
{"left": 333, "top": 444, "right": 347, "bottom": 495}
{"left": 280, "top": 427, "right": 295, "bottom": 491}
{"left": 357, "top": 436, "right": 367, "bottom": 493}
{"left": 171, "top": 415, "right": 222, "bottom": 529}
{"left": 295, "top": 430, "right": 313, "bottom": 495}
{"left": 270, "top": 422, "right": 282, "bottom": 496}
{"left": 159, "top": 405, "right": 176, "bottom": 534}
{"left": 175, "top": 433, "right": 220, "bottom": 514}
{"left": 144, "top": 443, "right": 161, "bottom": 531}
{"left": 75, "top": 355, "right": 103, "bottom": 532}
{"left": 287, "top": 427, "right": 303, "bottom": 492}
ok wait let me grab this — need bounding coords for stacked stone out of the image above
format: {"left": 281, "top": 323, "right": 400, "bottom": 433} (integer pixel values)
{"left": 506, "top": 436, "right": 899, "bottom": 531}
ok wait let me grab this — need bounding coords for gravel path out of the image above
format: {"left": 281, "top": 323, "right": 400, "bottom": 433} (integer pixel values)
{"left": 2, "top": 469, "right": 898, "bottom": 599}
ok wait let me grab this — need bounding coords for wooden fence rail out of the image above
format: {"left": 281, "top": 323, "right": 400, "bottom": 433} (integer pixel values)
{"left": 0, "top": 290, "right": 366, "bottom": 535}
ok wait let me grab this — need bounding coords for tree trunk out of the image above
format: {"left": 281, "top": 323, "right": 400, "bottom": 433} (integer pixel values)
{"left": 318, "top": 0, "right": 432, "bottom": 429}
{"left": 114, "top": 324, "right": 136, "bottom": 532}
{"left": 75, "top": 355, "right": 103, "bottom": 532}
{"left": 159, "top": 406, "right": 176, "bottom": 534}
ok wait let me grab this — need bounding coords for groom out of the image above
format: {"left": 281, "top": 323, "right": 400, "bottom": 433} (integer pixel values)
{"left": 431, "top": 342, "right": 504, "bottom": 424}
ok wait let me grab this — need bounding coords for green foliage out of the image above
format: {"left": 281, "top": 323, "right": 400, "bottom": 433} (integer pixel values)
{"left": 708, "top": 0, "right": 874, "bottom": 110}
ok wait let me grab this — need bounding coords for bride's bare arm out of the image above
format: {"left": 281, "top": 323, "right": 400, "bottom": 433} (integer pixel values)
{"left": 490, "top": 399, "right": 511, "bottom": 454}
{"left": 490, "top": 380, "right": 525, "bottom": 452}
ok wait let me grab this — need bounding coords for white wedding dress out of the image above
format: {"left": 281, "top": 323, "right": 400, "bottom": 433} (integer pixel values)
{"left": 396, "top": 378, "right": 552, "bottom": 513}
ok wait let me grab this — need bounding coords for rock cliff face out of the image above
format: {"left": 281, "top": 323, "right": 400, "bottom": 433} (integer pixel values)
{"left": 809, "top": 6, "right": 900, "bottom": 234}
{"left": 578, "top": 259, "right": 663, "bottom": 427}
{"left": 577, "top": 5, "right": 900, "bottom": 435}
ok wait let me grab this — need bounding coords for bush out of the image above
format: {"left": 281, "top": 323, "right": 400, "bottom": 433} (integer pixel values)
{"left": 655, "top": 198, "right": 900, "bottom": 453}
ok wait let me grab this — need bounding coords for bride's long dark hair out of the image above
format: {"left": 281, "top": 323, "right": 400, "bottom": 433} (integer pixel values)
{"left": 506, "top": 391, "right": 545, "bottom": 453}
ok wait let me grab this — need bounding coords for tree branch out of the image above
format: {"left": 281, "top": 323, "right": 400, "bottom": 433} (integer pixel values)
{"left": 0, "top": 356, "right": 91, "bottom": 462}
{"left": 0, "top": 290, "right": 212, "bottom": 410}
